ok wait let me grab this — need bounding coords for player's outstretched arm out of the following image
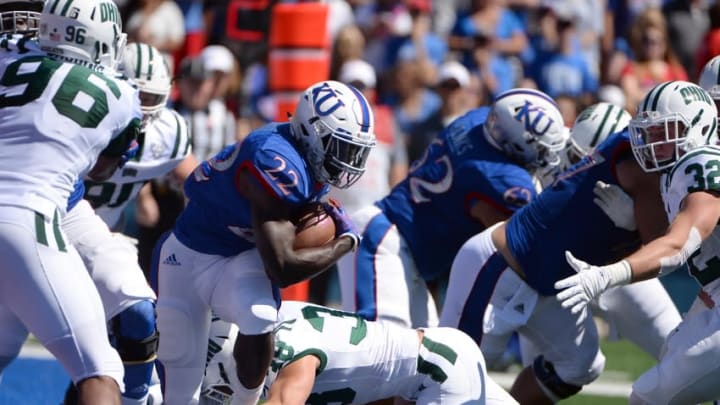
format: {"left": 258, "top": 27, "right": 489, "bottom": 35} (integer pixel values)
{"left": 556, "top": 191, "right": 720, "bottom": 313}
{"left": 264, "top": 356, "right": 319, "bottom": 405}
{"left": 238, "top": 170, "right": 356, "bottom": 287}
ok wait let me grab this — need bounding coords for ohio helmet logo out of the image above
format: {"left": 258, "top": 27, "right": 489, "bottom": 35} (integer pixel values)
{"left": 311, "top": 82, "right": 345, "bottom": 116}
{"left": 514, "top": 101, "right": 555, "bottom": 136}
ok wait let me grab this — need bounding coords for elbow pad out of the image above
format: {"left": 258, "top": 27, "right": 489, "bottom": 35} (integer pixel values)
{"left": 658, "top": 227, "right": 702, "bottom": 276}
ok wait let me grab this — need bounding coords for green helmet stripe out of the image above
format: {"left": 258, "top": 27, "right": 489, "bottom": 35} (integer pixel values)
{"left": 134, "top": 43, "right": 142, "bottom": 79}
{"left": 590, "top": 104, "right": 614, "bottom": 147}
{"left": 147, "top": 45, "right": 154, "bottom": 80}
{"left": 59, "top": 0, "right": 75, "bottom": 17}
{"left": 48, "top": 0, "right": 61, "bottom": 14}
{"left": 650, "top": 81, "right": 673, "bottom": 111}
{"left": 605, "top": 106, "right": 626, "bottom": 142}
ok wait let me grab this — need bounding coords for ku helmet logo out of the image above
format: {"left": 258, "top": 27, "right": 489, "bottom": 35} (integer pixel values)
{"left": 513, "top": 101, "right": 556, "bottom": 137}
{"left": 311, "top": 82, "right": 345, "bottom": 116}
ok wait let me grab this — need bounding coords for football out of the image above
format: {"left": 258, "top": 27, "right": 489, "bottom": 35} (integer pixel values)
{"left": 292, "top": 202, "right": 336, "bottom": 249}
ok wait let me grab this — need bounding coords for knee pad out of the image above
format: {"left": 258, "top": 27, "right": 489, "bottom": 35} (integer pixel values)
{"left": 112, "top": 300, "right": 158, "bottom": 364}
{"left": 532, "top": 355, "right": 583, "bottom": 401}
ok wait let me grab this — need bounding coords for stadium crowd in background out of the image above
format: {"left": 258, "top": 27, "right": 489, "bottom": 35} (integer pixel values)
{"left": 4, "top": 0, "right": 720, "bottom": 404}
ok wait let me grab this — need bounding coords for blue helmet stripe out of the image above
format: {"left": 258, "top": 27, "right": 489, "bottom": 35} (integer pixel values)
{"left": 495, "top": 89, "right": 559, "bottom": 108}
{"left": 348, "top": 85, "right": 371, "bottom": 133}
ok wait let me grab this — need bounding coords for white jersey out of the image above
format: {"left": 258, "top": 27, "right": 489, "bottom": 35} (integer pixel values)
{"left": 84, "top": 108, "right": 191, "bottom": 228}
{"left": 0, "top": 36, "right": 141, "bottom": 218}
{"left": 266, "top": 305, "right": 422, "bottom": 403}
{"left": 662, "top": 145, "right": 720, "bottom": 296}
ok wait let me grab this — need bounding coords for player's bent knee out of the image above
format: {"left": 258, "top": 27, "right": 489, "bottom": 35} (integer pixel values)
{"left": 234, "top": 304, "right": 277, "bottom": 335}
{"left": 155, "top": 303, "right": 197, "bottom": 365}
{"left": 532, "top": 355, "right": 583, "bottom": 401}
{"left": 113, "top": 300, "right": 158, "bottom": 364}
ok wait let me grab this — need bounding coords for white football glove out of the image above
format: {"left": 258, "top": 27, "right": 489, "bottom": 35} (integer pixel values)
{"left": 593, "top": 181, "right": 636, "bottom": 231}
{"left": 554, "top": 251, "right": 632, "bottom": 314}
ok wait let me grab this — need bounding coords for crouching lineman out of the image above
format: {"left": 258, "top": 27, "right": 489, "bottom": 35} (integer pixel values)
{"left": 199, "top": 301, "right": 517, "bottom": 405}
{"left": 61, "top": 42, "right": 195, "bottom": 404}
{"left": 440, "top": 99, "right": 676, "bottom": 402}
{"left": 521, "top": 102, "right": 682, "bottom": 364}
{"left": 555, "top": 81, "right": 720, "bottom": 404}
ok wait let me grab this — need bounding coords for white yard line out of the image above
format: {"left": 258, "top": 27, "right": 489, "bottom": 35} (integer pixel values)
{"left": 488, "top": 371, "right": 633, "bottom": 398}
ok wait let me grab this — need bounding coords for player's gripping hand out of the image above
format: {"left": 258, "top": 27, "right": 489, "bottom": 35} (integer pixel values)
{"left": 323, "top": 198, "right": 360, "bottom": 251}
{"left": 593, "top": 181, "right": 636, "bottom": 231}
{"left": 554, "top": 251, "right": 632, "bottom": 314}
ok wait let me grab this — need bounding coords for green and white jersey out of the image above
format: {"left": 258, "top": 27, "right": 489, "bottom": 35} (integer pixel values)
{"left": 84, "top": 108, "right": 191, "bottom": 229}
{"left": 0, "top": 36, "right": 141, "bottom": 218}
{"left": 662, "top": 145, "right": 720, "bottom": 290}
{"left": 266, "top": 305, "right": 423, "bottom": 404}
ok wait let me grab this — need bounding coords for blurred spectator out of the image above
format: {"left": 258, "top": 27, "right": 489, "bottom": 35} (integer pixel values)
{"left": 389, "top": 48, "right": 442, "bottom": 163}
{"left": 662, "top": 0, "right": 710, "bottom": 81}
{"left": 201, "top": 45, "right": 238, "bottom": 100}
{"left": 434, "top": 60, "right": 474, "bottom": 126}
{"left": 696, "top": 2, "right": 720, "bottom": 80}
{"left": 385, "top": 0, "right": 447, "bottom": 83}
{"left": 528, "top": 6, "right": 597, "bottom": 102}
{"left": 619, "top": 7, "right": 687, "bottom": 114}
{"left": 450, "top": 0, "right": 528, "bottom": 59}
{"left": 555, "top": 93, "right": 580, "bottom": 127}
{"left": 598, "top": 84, "right": 627, "bottom": 108}
{"left": 174, "top": 55, "right": 237, "bottom": 162}
{"left": 470, "top": 28, "right": 514, "bottom": 99}
{"left": 173, "top": 0, "right": 206, "bottom": 69}
{"left": 126, "top": 0, "right": 185, "bottom": 58}
{"left": 556, "top": 0, "right": 604, "bottom": 82}
{"left": 330, "top": 24, "right": 366, "bottom": 82}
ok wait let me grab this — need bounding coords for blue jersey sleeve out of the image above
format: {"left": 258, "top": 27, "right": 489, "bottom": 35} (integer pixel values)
{"left": 244, "top": 144, "right": 318, "bottom": 206}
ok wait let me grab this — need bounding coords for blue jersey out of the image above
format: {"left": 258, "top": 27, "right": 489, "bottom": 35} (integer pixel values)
{"left": 505, "top": 130, "right": 641, "bottom": 295}
{"left": 376, "top": 107, "right": 536, "bottom": 281}
{"left": 174, "top": 123, "right": 328, "bottom": 256}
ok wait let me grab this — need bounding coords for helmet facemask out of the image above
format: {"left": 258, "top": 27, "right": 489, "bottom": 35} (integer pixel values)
{"left": 310, "top": 116, "right": 374, "bottom": 189}
{"left": 0, "top": 0, "right": 42, "bottom": 35}
{"left": 629, "top": 112, "right": 690, "bottom": 172}
{"left": 291, "top": 81, "right": 376, "bottom": 189}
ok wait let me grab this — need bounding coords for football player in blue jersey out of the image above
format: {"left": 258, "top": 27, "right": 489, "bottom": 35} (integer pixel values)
{"left": 336, "top": 88, "right": 568, "bottom": 329}
{"left": 152, "top": 80, "right": 376, "bottom": 404}
{"left": 439, "top": 101, "right": 674, "bottom": 402}
{"left": 556, "top": 82, "right": 720, "bottom": 404}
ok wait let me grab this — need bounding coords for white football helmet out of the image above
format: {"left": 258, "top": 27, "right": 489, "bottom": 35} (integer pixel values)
{"left": 569, "top": 102, "right": 631, "bottom": 162}
{"left": 484, "top": 88, "right": 568, "bottom": 172}
{"left": 291, "top": 80, "right": 376, "bottom": 189}
{"left": 630, "top": 81, "right": 718, "bottom": 172}
{"left": 699, "top": 55, "right": 720, "bottom": 104}
{"left": 0, "top": 0, "right": 43, "bottom": 35}
{"left": 39, "top": 0, "right": 126, "bottom": 70}
{"left": 120, "top": 42, "right": 171, "bottom": 120}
